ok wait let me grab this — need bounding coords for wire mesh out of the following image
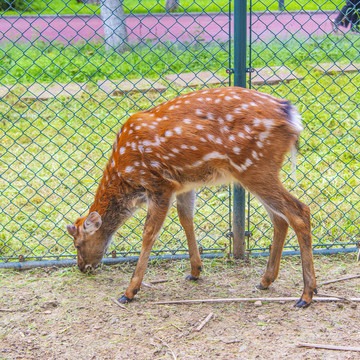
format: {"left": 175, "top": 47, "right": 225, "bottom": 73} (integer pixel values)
{"left": 247, "top": 0, "right": 359, "bottom": 254}
{"left": 1, "top": 0, "right": 359, "bottom": 268}
{"left": 0, "top": 1, "right": 232, "bottom": 265}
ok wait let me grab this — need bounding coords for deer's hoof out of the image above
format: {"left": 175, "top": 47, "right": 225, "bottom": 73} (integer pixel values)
{"left": 256, "top": 283, "right": 268, "bottom": 290}
{"left": 294, "top": 298, "right": 311, "bottom": 308}
{"left": 118, "top": 295, "right": 133, "bottom": 304}
{"left": 185, "top": 274, "right": 199, "bottom": 281}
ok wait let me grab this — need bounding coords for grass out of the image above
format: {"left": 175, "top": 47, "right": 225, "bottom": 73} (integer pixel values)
{"left": 1, "top": 0, "right": 345, "bottom": 16}
{"left": 0, "top": 33, "right": 359, "bottom": 262}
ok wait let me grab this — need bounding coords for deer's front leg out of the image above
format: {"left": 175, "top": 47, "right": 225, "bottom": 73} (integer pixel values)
{"left": 118, "top": 192, "right": 172, "bottom": 303}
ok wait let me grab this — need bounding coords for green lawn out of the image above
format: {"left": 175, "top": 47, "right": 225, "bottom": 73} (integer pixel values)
{"left": 2, "top": 0, "right": 344, "bottom": 16}
{"left": 0, "top": 32, "right": 359, "bottom": 261}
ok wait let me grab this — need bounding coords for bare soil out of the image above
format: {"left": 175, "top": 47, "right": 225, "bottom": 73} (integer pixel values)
{"left": 1, "top": 253, "right": 359, "bottom": 360}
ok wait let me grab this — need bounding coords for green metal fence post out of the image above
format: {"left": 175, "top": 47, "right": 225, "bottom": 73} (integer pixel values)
{"left": 232, "top": 0, "right": 247, "bottom": 259}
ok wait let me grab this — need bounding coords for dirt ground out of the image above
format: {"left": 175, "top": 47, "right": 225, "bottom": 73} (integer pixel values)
{"left": 0, "top": 253, "right": 359, "bottom": 360}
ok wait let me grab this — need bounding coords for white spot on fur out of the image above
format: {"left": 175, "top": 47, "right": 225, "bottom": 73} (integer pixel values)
{"left": 150, "top": 161, "right": 160, "bottom": 168}
{"left": 238, "top": 132, "right": 245, "bottom": 138}
{"left": 256, "top": 141, "right": 263, "bottom": 148}
{"left": 215, "top": 98, "right": 221, "bottom": 104}
{"left": 263, "top": 118, "right": 274, "bottom": 130}
{"left": 252, "top": 151, "right": 259, "bottom": 160}
{"left": 125, "top": 166, "right": 134, "bottom": 173}
{"left": 259, "top": 130, "right": 270, "bottom": 142}
{"left": 190, "top": 146, "right": 198, "bottom": 151}
{"left": 241, "top": 104, "right": 249, "bottom": 110}
{"left": 181, "top": 144, "right": 188, "bottom": 149}
{"left": 207, "top": 134, "right": 215, "bottom": 141}
{"left": 203, "top": 151, "right": 227, "bottom": 161}
{"left": 184, "top": 118, "right": 192, "bottom": 124}
{"left": 174, "top": 127, "right": 182, "bottom": 135}
{"left": 244, "top": 125, "right": 251, "bottom": 133}
{"left": 165, "top": 130, "right": 173, "bottom": 137}
{"left": 245, "top": 158, "right": 253, "bottom": 167}
{"left": 172, "top": 148, "right": 180, "bottom": 153}
{"left": 119, "top": 147, "right": 126, "bottom": 155}
{"left": 225, "top": 114, "right": 233, "bottom": 122}
{"left": 195, "top": 109, "right": 203, "bottom": 116}
{"left": 233, "top": 146, "right": 241, "bottom": 154}
{"left": 229, "top": 135, "right": 235, "bottom": 141}
{"left": 253, "top": 118, "right": 261, "bottom": 127}
{"left": 196, "top": 124, "right": 204, "bottom": 130}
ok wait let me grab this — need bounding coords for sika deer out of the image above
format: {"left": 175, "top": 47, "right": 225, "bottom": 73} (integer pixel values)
{"left": 67, "top": 86, "right": 317, "bottom": 307}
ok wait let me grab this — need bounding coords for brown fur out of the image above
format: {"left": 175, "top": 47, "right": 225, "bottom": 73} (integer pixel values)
{"left": 67, "top": 87, "right": 316, "bottom": 307}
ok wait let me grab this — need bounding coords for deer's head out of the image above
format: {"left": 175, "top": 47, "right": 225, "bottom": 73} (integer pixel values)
{"left": 67, "top": 211, "right": 106, "bottom": 272}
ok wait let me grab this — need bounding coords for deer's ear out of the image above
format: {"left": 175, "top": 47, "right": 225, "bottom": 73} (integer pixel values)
{"left": 67, "top": 224, "right": 77, "bottom": 236}
{"left": 84, "top": 212, "right": 102, "bottom": 234}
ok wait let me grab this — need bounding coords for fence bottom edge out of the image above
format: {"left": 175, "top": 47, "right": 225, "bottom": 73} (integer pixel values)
{"left": 0, "top": 247, "right": 357, "bottom": 270}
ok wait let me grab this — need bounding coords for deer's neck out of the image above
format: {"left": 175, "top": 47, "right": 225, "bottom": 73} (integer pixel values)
{"left": 89, "top": 176, "right": 145, "bottom": 237}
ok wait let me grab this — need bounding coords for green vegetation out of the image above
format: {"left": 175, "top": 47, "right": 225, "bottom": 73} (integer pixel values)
{"left": 1, "top": 0, "right": 345, "bottom": 16}
{"left": 1, "top": 32, "right": 359, "bottom": 86}
{"left": 0, "top": 33, "right": 359, "bottom": 261}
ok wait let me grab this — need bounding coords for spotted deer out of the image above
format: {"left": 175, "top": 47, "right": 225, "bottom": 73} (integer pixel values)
{"left": 67, "top": 86, "right": 317, "bottom": 307}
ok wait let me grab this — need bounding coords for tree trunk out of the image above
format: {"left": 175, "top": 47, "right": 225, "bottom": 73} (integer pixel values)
{"left": 101, "top": 0, "right": 128, "bottom": 53}
{"left": 165, "top": 0, "right": 179, "bottom": 12}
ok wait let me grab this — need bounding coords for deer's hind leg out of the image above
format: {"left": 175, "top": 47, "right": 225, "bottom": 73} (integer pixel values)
{"left": 257, "top": 205, "right": 289, "bottom": 290}
{"left": 239, "top": 175, "right": 316, "bottom": 308}
{"left": 176, "top": 190, "right": 202, "bottom": 280}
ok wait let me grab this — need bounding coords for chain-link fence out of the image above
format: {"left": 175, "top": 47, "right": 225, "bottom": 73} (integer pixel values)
{"left": 0, "top": 2, "right": 232, "bottom": 267}
{"left": 246, "top": 1, "right": 359, "bottom": 255}
{"left": 0, "top": 1, "right": 359, "bottom": 268}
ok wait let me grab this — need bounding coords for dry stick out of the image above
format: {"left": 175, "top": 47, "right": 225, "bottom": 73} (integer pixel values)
{"left": 318, "top": 274, "right": 360, "bottom": 287}
{"left": 154, "top": 296, "right": 360, "bottom": 305}
{"left": 315, "top": 292, "right": 351, "bottom": 302}
{"left": 112, "top": 298, "right": 132, "bottom": 312}
{"left": 141, "top": 281, "right": 158, "bottom": 289}
{"left": 219, "top": 339, "right": 243, "bottom": 344}
{"left": 297, "top": 343, "right": 360, "bottom": 352}
{"left": 196, "top": 312, "right": 214, "bottom": 332}
{"left": 0, "top": 309, "right": 18, "bottom": 312}
{"left": 150, "top": 279, "right": 169, "bottom": 284}
{"left": 155, "top": 336, "right": 177, "bottom": 360}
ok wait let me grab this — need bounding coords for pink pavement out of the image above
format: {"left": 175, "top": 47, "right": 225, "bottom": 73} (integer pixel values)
{"left": 0, "top": 11, "right": 344, "bottom": 46}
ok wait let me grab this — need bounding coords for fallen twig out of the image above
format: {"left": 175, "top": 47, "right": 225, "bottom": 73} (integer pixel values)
{"left": 155, "top": 336, "right": 177, "bottom": 360}
{"left": 297, "top": 342, "right": 360, "bottom": 352}
{"left": 218, "top": 339, "right": 243, "bottom": 344}
{"left": 112, "top": 298, "right": 132, "bottom": 312}
{"left": 150, "top": 279, "right": 169, "bottom": 285}
{"left": 154, "top": 296, "right": 360, "bottom": 305}
{"left": 196, "top": 312, "right": 214, "bottom": 332}
{"left": 141, "top": 281, "right": 158, "bottom": 289}
{"left": 319, "top": 274, "right": 360, "bottom": 287}
{"left": 170, "top": 323, "right": 183, "bottom": 332}
{"left": 315, "top": 292, "right": 351, "bottom": 302}
{"left": 0, "top": 309, "right": 17, "bottom": 312}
